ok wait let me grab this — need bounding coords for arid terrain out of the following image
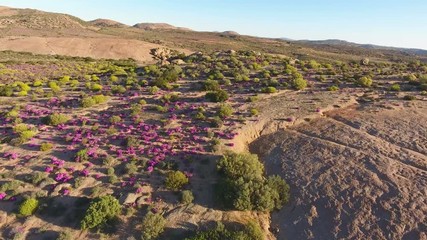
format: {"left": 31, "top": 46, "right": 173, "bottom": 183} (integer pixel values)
{"left": 0, "top": 5, "right": 426, "bottom": 240}
{"left": 249, "top": 101, "right": 427, "bottom": 239}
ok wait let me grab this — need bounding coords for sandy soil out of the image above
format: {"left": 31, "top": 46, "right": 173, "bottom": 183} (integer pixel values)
{"left": 0, "top": 36, "right": 191, "bottom": 64}
{"left": 249, "top": 100, "right": 427, "bottom": 240}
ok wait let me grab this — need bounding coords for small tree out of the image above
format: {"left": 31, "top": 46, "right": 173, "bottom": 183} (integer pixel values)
{"left": 141, "top": 212, "right": 166, "bottom": 240}
{"left": 80, "top": 195, "right": 121, "bottom": 230}
{"left": 165, "top": 171, "right": 189, "bottom": 191}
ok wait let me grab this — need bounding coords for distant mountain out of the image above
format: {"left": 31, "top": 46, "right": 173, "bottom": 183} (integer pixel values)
{"left": 89, "top": 18, "right": 128, "bottom": 28}
{"left": 294, "top": 39, "right": 427, "bottom": 56}
{"left": 133, "top": 22, "right": 192, "bottom": 31}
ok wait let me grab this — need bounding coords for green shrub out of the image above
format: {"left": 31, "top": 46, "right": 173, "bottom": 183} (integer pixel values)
{"left": 250, "top": 108, "right": 259, "bottom": 116}
{"left": 80, "top": 195, "right": 121, "bottom": 229}
{"left": 6, "top": 109, "right": 19, "bottom": 118}
{"left": 81, "top": 95, "right": 108, "bottom": 108}
{"left": 403, "top": 95, "right": 416, "bottom": 101}
{"left": 75, "top": 148, "right": 89, "bottom": 162}
{"left": 30, "top": 172, "right": 48, "bottom": 185}
{"left": 33, "top": 80, "right": 43, "bottom": 87}
{"left": 389, "top": 84, "right": 400, "bottom": 91}
{"left": 202, "top": 80, "right": 221, "bottom": 91}
{"left": 357, "top": 76, "right": 373, "bottom": 87}
{"left": 90, "top": 83, "right": 103, "bottom": 92}
{"left": 45, "top": 113, "right": 70, "bottom": 126}
{"left": 247, "top": 95, "right": 259, "bottom": 102}
{"left": 262, "top": 86, "right": 277, "bottom": 93}
{"left": 181, "top": 190, "right": 194, "bottom": 204}
{"left": 165, "top": 171, "right": 189, "bottom": 191}
{"left": 141, "top": 212, "right": 166, "bottom": 240}
{"left": 217, "top": 152, "right": 264, "bottom": 181}
{"left": 405, "top": 74, "right": 418, "bottom": 83}
{"left": 81, "top": 97, "right": 96, "bottom": 108}
{"left": 217, "top": 104, "right": 233, "bottom": 119}
{"left": 205, "top": 89, "right": 229, "bottom": 102}
{"left": 112, "top": 85, "right": 126, "bottom": 94}
{"left": 148, "top": 86, "right": 160, "bottom": 95}
{"left": 56, "top": 231, "right": 73, "bottom": 240}
{"left": 92, "top": 94, "right": 108, "bottom": 104}
{"left": 19, "top": 198, "right": 39, "bottom": 216}
{"left": 185, "top": 221, "right": 264, "bottom": 240}
{"left": 217, "top": 152, "right": 290, "bottom": 212}
{"left": 109, "top": 115, "right": 122, "bottom": 124}
{"left": 19, "top": 130, "right": 37, "bottom": 142}
{"left": 292, "top": 77, "right": 307, "bottom": 90}
{"left": 327, "top": 85, "right": 339, "bottom": 91}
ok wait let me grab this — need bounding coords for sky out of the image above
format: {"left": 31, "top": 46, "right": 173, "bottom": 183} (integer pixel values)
{"left": 0, "top": 0, "right": 426, "bottom": 49}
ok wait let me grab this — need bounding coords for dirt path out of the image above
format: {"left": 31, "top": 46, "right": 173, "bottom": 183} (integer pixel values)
{"left": 249, "top": 102, "right": 427, "bottom": 240}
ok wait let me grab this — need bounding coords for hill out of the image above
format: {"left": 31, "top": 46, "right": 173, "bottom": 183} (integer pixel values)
{"left": 133, "top": 22, "right": 192, "bottom": 31}
{"left": 0, "top": 5, "right": 426, "bottom": 64}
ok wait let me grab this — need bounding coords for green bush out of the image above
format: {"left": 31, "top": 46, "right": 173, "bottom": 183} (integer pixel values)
{"left": 92, "top": 94, "right": 108, "bottom": 104}
{"left": 181, "top": 190, "right": 194, "bottom": 204}
{"left": 165, "top": 171, "right": 189, "bottom": 191}
{"left": 112, "top": 85, "right": 126, "bottom": 94}
{"left": 75, "top": 148, "right": 89, "bottom": 162}
{"left": 19, "top": 129, "right": 37, "bottom": 142}
{"left": 90, "top": 83, "right": 103, "bottom": 92}
{"left": 109, "top": 115, "right": 122, "bottom": 124}
{"left": 357, "top": 76, "right": 373, "bottom": 87}
{"left": 217, "top": 152, "right": 264, "bottom": 181}
{"left": 141, "top": 212, "right": 166, "bottom": 240}
{"left": 185, "top": 221, "right": 264, "bottom": 240}
{"left": 45, "top": 113, "right": 70, "bottom": 126}
{"left": 148, "top": 86, "right": 160, "bottom": 95}
{"left": 80, "top": 195, "right": 121, "bottom": 229}
{"left": 81, "top": 95, "right": 108, "bottom": 108}
{"left": 250, "top": 108, "right": 259, "bottom": 116}
{"left": 292, "top": 77, "right": 307, "bottom": 90}
{"left": 389, "top": 84, "right": 400, "bottom": 91}
{"left": 205, "top": 89, "right": 229, "bottom": 102}
{"left": 19, "top": 198, "right": 39, "bottom": 216}
{"left": 81, "top": 97, "right": 96, "bottom": 108}
{"left": 217, "top": 104, "right": 233, "bottom": 119}
{"left": 262, "top": 86, "right": 277, "bottom": 93}
{"left": 202, "top": 80, "right": 221, "bottom": 91}
{"left": 217, "top": 152, "right": 290, "bottom": 212}
{"left": 327, "top": 85, "right": 339, "bottom": 91}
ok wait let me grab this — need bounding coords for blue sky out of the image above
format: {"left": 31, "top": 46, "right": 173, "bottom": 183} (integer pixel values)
{"left": 1, "top": 0, "right": 426, "bottom": 49}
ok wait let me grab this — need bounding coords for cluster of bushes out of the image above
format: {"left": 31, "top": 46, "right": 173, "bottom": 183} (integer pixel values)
{"left": 216, "top": 152, "right": 290, "bottom": 212}
{"left": 357, "top": 76, "right": 373, "bottom": 87}
{"left": 141, "top": 212, "right": 166, "bottom": 240}
{"left": 185, "top": 221, "right": 264, "bottom": 240}
{"left": 44, "top": 113, "right": 70, "bottom": 126}
{"left": 11, "top": 123, "right": 37, "bottom": 145}
{"left": 206, "top": 89, "right": 229, "bottom": 102}
{"left": 80, "top": 195, "right": 121, "bottom": 229}
{"left": 165, "top": 170, "right": 189, "bottom": 191}
{"left": 217, "top": 104, "right": 233, "bottom": 119}
{"left": 81, "top": 94, "right": 108, "bottom": 108}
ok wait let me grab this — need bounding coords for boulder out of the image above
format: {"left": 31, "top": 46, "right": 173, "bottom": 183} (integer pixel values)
{"left": 120, "top": 193, "right": 139, "bottom": 205}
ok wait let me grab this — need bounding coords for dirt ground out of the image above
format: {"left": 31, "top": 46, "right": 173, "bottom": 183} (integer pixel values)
{"left": 0, "top": 36, "right": 191, "bottom": 64}
{"left": 249, "top": 99, "right": 427, "bottom": 240}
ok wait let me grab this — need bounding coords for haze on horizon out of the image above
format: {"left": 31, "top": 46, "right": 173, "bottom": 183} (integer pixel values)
{"left": 1, "top": 0, "right": 426, "bottom": 50}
